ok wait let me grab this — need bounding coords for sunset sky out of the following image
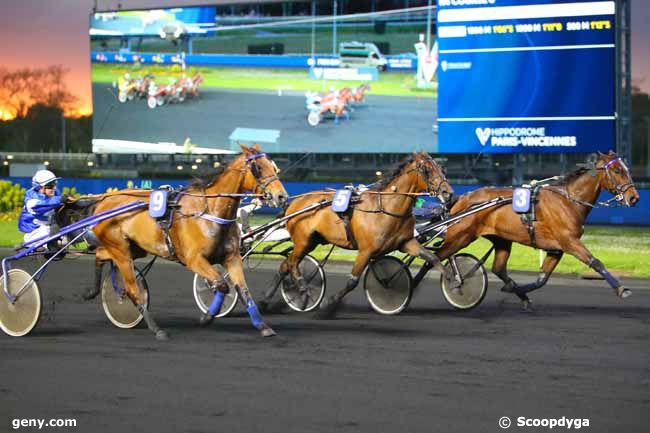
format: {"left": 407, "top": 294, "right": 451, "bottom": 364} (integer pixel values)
{"left": 0, "top": 0, "right": 649, "bottom": 117}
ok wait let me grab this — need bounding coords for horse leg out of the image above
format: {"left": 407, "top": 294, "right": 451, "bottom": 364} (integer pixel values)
{"left": 185, "top": 255, "right": 229, "bottom": 327}
{"left": 222, "top": 252, "right": 276, "bottom": 337}
{"left": 400, "top": 238, "right": 450, "bottom": 280}
{"left": 258, "top": 260, "right": 290, "bottom": 314}
{"left": 108, "top": 247, "right": 168, "bottom": 340}
{"left": 260, "top": 236, "right": 315, "bottom": 311}
{"left": 515, "top": 251, "right": 563, "bottom": 295}
{"left": 315, "top": 251, "right": 371, "bottom": 320}
{"left": 487, "top": 237, "right": 534, "bottom": 307}
{"left": 560, "top": 240, "right": 630, "bottom": 298}
{"left": 82, "top": 257, "right": 105, "bottom": 300}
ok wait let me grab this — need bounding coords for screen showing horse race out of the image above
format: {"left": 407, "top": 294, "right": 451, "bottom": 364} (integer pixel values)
{"left": 89, "top": 1, "right": 617, "bottom": 155}
{"left": 436, "top": 0, "right": 616, "bottom": 154}
{"left": 90, "top": 4, "right": 438, "bottom": 155}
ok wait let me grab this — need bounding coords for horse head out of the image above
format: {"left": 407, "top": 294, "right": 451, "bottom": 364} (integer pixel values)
{"left": 593, "top": 151, "right": 640, "bottom": 207}
{"left": 411, "top": 152, "right": 454, "bottom": 204}
{"left": 239, "top": 143, "right": 288, "bottom": 208}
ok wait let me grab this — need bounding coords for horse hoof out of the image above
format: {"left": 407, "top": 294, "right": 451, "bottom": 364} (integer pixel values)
{"left": 260, "top": 326, "right": 277, "bottom": 338}
{"left": 155, "top": 330, "right": 169, "bottom": 341}
{"left": 521, "top": 299, "right": 535, "bottom": 311}
{"left": 617, "top": 287, "right": 632, "bottom": 299}
{"left": 313, "top": 297, "right": 338, "bottom": 320}
{"left": 198, "top": 313, "right": 214, "bottom": 327}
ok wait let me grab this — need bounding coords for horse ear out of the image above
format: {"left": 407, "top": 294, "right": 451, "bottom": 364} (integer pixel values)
{"left": 239, "top": 143, "right": 250, "bottom": 154}
{"left": 251, "top": 143, "right": 261, "bottom": 152}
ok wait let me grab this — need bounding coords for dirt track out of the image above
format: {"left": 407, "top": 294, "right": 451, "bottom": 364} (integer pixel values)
{"left": 1, "top": 257, "right": 649, "bottom": 433}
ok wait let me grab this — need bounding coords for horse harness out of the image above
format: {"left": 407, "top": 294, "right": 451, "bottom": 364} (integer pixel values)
{"left": 517, "top": 184, "right": 544, "bottom": 249}
{"left": 151, "top": 153, "right": 274, "bottom": 262}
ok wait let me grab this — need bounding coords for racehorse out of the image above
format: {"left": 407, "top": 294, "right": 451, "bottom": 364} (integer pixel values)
{"left": 62, "top": 144, "right": 288, "bottom": 340}
{"left": 350, "top": 83, "right": 370, "bottom": 103}
{"left": 260, "top": 152, "right": 454, "bottom": 318}
{"left": 432, "top": 151, "right": 640, "bottom": 307}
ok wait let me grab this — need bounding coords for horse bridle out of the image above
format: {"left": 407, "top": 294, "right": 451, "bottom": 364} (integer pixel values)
{"left": 602, "top": 157, "right": 635, "bottom": 202}
{"left": 414, "top": 157, "right": 451, "bottom": 203}
{"left": 243, "top": 153, "right": 280, "bottom": 201}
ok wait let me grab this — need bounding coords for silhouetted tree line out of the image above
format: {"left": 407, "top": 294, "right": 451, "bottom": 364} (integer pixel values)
{"left": 0, "top": 66, "right": 91, "bottom": 153}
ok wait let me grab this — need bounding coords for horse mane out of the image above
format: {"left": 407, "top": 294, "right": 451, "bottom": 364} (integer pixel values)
{"left": 55, "top": 199, "right": 99, "bottom": 228}
{"left": 185, "top": 165, "right": 227, "bottom": 190}
{"left": 372, "top": 154, "right": 416, "bottom": 191}
{"left": 555, "top": 167, "right": 590, "bottom": 186}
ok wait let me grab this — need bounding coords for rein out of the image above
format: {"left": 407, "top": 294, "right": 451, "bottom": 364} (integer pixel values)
{"left": 541, "top": 157, "right": 635, "bottom": 209}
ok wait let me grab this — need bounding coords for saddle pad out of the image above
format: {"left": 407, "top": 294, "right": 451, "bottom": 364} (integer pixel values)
{"left": 149, "top": 189, "right": 168, "bottom": 218}
{"left": 332, "top": 189, "right": 353, "bottom": 213}
{"left": 512, "top": 187, "right": 531, "bottom": 213}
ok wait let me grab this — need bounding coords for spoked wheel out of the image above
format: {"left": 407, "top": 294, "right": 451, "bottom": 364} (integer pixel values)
{"left": 440, "top": 253, "right": 488, "bottom": 310}
{"left": 193, "top": 271, "right": 239, "bottom": 318}
{"left": 118, "top": 92, "right": 128, "bottom": 103}
{"left": 364, "top": 256, "right": 413, "bottom": 315}
{"left": 281, "top": 255, "right": 326, "bottom": 312}
{"left": 101, "top": 266, "right": 150, "bottom": 329}
{"left": 0, "top": 269, "right": 42, "bottom": 337}
{"left": 147, "top": 97, "right": 157, "bottom": 109}
{"left": 307, "top": 111, "right": 321, "bottom": 126}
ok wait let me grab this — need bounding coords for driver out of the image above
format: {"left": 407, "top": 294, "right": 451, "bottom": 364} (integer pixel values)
{"left": 18, "top": 169, "right": 68, "bottom": 245}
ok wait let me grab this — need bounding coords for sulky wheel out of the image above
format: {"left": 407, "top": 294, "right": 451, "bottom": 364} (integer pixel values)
{"left": 307, "top": 111, "right": 321, "bottom": 126}
{"left": 101, "top": 266, "right": 150, "bottom": 329}
{"left": 118, "top": 92, "right": 128, "bottom": 103}
{"left": 193, "top": 272, "right": 239, "bottom": 318}
{"left": 281, "top": 255, "right": 326, "bottom": 312}
{"left": 147, "top": 97, "right": 157, "bottom": 109}
{"left": 440, "top": 253, "right": 488, "bottom": 310}
{"left": 0, "top": 269, "right": 42, "bottom": 337}
{"left": 364, "top": 255, "right": 413, "bottom": 315}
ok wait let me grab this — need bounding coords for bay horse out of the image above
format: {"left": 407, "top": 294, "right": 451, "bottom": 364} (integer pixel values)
{"left": 260, "top": 152, "right": 454, "bottom": 318}
{"left": 68, "top": 144, "right": 288, "bottom": 340}
{"left": 433, "top": 151, "right": 640, "bottom": 307}
{"left": 350, "top": 83, "right": 370, "bottom": 103}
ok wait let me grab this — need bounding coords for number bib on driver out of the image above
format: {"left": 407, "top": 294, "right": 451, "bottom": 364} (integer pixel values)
{"left": 512, "top": 187, "right": 531, "bottom": 213}
{"left": 149, "top": 190, "right": 168, "bottom": 218}
{"left": 332, "top": 189, "right": 352, "bottom": 213}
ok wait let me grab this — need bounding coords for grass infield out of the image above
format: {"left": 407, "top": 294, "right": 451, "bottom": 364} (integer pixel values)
{"left": 91, "top": 63, "right": 437, "bottom": 98}
{"left": 2, "top": 218, "right": 648, "bottom": 278}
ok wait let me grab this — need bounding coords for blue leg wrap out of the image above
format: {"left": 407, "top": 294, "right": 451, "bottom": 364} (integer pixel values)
{"left": 600, "top": 269, "right": 620, "bottom": 289}
{"left": 246, "top": 299, "right": 264, "bottom": 329}
{"left": 110, "top": 264, "right": 123, "bottom": 296}
{"left": 334, "top": 116, "right": 340, "bottom": 125}
{"left": 207, "top": 291, "right": 226, "bottom": 316}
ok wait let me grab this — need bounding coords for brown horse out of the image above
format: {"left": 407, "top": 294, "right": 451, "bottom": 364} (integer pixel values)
{"left": 433, "top": 151, "right": 640, "bottom": 307}
{"left": 350, "top": 83, "right": 371, "bottom": 103}
{"left": 260, "top": 153, "right": 454, "bottom": 318}
{"left": 76, "top": 144, "right": 287, "bottom": 339}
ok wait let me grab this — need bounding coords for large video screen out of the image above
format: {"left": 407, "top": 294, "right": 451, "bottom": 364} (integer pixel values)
{"left": 437, "top": 0, "right": 616, "bottom": 153}
{"left": 90, "top": 4, "right": 437, "bottom": 154}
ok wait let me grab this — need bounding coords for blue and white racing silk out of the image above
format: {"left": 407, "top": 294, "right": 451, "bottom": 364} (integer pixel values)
{"left": 18, "top": 188, "right": 62, "bottom": 233}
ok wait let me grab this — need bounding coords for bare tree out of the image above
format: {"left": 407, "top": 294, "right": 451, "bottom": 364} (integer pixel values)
{"left": 0, "top": 66, "right": 78, "bottom": 119}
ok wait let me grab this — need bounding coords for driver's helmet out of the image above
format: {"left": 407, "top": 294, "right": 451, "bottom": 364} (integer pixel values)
{"left": 32, "top": 169, "right": 60, "bottom": 189}
{"left": 124, "top": 73, "right": 131, "bottom": 80}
